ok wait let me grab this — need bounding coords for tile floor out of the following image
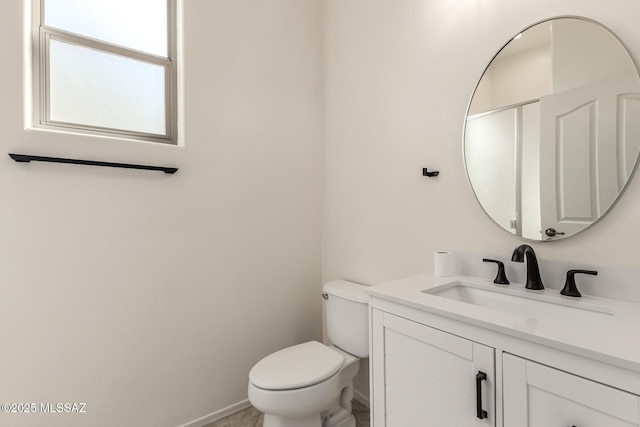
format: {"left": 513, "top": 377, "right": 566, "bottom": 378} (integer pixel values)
{"left": 205, "top": 399, "right": 370, "bottom": 427}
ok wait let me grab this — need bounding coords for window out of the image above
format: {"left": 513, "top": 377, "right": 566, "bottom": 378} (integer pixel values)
{"left": 31, "top": 0, "right": 177, "bottom": 144}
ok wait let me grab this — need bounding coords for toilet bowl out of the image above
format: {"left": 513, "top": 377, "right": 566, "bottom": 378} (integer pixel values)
{"left": 247, "top": 280, "right": 369, "bottom": 427}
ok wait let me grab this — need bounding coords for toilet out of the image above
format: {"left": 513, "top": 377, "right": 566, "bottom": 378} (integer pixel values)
{"left": 248, "top": 280, "right": 369, "bottom": 427}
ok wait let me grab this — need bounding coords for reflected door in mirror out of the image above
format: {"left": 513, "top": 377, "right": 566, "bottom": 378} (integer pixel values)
{"left": 464, "top": 17, "right": 640, "bottom": 241}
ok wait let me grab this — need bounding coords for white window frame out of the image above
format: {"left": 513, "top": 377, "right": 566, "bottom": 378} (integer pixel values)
{"left": 31, "top": 0, "right": 178, "bottom": 145}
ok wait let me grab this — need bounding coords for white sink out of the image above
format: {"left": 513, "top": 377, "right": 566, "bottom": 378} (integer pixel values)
{"left": 423, "top": 281, "right": 615, "bottom": 324}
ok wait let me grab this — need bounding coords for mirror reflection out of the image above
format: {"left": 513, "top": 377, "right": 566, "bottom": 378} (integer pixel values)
{"left": 464, "top": 18, "right": 640, "bottom": 241}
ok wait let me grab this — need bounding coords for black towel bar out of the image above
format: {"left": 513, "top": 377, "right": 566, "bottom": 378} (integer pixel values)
{"left": 9, "top": 153, "right": 178, "bottom": 174}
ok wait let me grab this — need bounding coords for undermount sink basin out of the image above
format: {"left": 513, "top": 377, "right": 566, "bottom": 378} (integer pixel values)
{"left": 423, "top": 281, "right": 615, "bottom": 324}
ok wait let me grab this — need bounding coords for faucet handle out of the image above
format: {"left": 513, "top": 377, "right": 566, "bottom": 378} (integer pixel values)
{"left": 561, "top": 269, "right": 598, "bottom": 297}
{"left": 483, "top": 258, "right": 510, "bottom": 285}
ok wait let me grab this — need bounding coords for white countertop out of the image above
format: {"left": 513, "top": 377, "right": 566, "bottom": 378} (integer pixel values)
{"left": 366, "top": 274, "right": 640, "bottom": 373}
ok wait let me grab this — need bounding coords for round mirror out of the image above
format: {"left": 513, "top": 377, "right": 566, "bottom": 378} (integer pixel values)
{"left": 464, "top": 17, "right": 640, "bottom": 241}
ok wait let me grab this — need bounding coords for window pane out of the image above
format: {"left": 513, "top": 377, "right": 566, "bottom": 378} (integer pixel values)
{"left": 44, "top": 0, "right": 168, "bottom": 57}
{"left": 49, "top": 39, "right": 167, "bottom": 136}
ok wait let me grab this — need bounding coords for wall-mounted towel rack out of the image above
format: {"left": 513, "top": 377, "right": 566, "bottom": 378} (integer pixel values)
{"left": 8, "top": 153, "right": 178, "bottom": 174}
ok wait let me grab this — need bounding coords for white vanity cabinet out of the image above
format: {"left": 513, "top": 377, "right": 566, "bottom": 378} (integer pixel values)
{"left": 369, "top": 286, "right": 640, "bottom": 427}
{"left": 371, "top": 310, "right": 495, "bottom": 427}
{"left": 503, "top": 354, "right": 640, "bottom": 427}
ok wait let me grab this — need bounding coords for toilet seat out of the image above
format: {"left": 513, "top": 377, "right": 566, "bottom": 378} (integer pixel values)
{"left": 249, "top": 341, "right": 345, "bottom": 390}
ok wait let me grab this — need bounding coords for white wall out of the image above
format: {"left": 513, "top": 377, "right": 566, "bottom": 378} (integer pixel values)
{"left": 323, "top": 0, "right": 640, "bottom": 282}
{"left": 465, "top": 109, "right": 517, "bottom": 234}
{"left": 4, "top": 0, "right": 640, "bottom": 423}
{"left": 323, "top": 6, "right": 640, "bottom": 410}
{"left": 489, "top": 44, "right": 553, "bottom": 110}
{"left": 521, "top": 102, "right": 542, "bottom": 240}
{"left": 470, "top": 44, "right": 552, "bottom": 115}
{"left": 0, "top": 1, "right": 322, "bottom": 426}
{"left": 552, "top": 18, "right": 635, "bottom": 92}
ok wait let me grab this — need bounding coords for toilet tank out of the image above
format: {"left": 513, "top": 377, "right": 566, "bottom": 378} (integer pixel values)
{"left": 323, "top": 280, "right": 369, "bottom": 358}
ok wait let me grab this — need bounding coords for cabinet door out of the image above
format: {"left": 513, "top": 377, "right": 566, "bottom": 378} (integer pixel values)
{"left": 503, "top": 353, "right": 640, "bottom": 427}
{"left": 371, "top": 311, "right": 495, "bottom": 427}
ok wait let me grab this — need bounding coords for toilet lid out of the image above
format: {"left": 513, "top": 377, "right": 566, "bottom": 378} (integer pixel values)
{"left": 249, "top": 341, "right": 345, "bottom": 390}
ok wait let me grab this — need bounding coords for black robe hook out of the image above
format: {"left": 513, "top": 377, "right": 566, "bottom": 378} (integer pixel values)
{"left": 423, "top": 168, "right": 439, "bottom": 177}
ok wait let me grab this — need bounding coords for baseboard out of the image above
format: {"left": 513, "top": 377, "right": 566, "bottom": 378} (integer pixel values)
{"left": 353, "top": 389, "right": 370, "bottom": 408}
{"left": 178, "top": 399, "right": 252, "bottom": 427}
{"left": 179, "top": 390, "right": 368, "bottom": 427}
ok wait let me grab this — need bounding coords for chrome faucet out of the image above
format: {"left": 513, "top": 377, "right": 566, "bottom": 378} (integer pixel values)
{"left": 511, "top": 244, "right": 544, "bottom": 290}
